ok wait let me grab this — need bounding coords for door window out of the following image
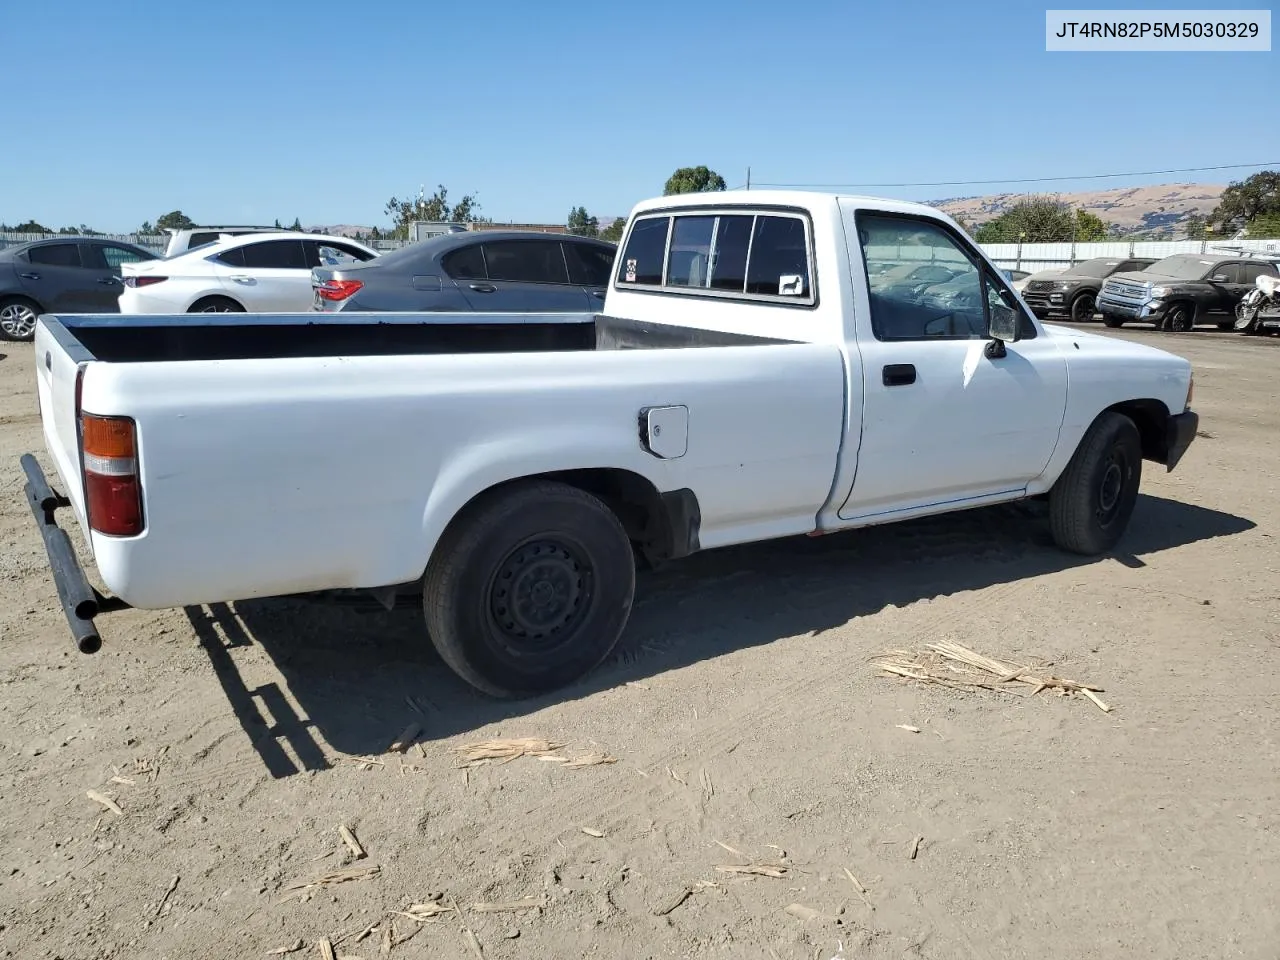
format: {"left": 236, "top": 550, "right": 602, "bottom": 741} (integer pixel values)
{"left": 481, "top": 240, "right": 569, "bottom": 284}
{"left": 858, "top": 214, "right": 985, "bottom": 340}
{"left": 1210, "top": 263, "right": 1243, "bottom": 283}
{"left": 239, "top": 239, "right": 308, "bottom": 270}
{"left": 745, "top": 216, "right": 810, "bottom": 297}
{"left": 563, "top": 242, "right": 615, "bottom": 286}
{"left": 442, "top": 244, "right": 487, "bottom": 280}
{"left": 1239, "top": 262, "right": 1274, "bottom": 284}
{"left": 27, "top": 243, "right": 83, "bottom": 268}
{"left": 88, "top": 244, "right": 153, "bottom": 269}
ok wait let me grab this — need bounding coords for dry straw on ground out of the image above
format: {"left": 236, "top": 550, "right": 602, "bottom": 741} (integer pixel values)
{"left": 871, "top": 640, "right": 1111, "bottom": 712}
{"left": 453, "top": 738, "right": 566, "bottom": 767}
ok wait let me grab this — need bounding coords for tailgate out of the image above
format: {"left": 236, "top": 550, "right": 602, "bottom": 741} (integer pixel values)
{"left": 33, "top": 320, "right": 90, "bottom": 532}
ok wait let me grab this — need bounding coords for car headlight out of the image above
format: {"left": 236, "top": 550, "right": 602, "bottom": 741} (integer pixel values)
{"left": 1150, "top": 286, "right": 1168, "bottom": 298}
{"left": 1052, "top": 281, "right": 1072, "bottom": 291}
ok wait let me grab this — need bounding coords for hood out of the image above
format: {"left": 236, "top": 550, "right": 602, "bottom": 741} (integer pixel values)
{"left": 1106, "top": 270, "right": 1168, "bottom": 285}
{"left": 1042, "top": 321, "right": 1188, "bottom": 363}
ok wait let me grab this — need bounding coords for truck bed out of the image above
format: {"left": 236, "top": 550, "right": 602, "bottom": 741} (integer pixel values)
{"left": 51, "top": 311, "right": 797, "bottom": 363}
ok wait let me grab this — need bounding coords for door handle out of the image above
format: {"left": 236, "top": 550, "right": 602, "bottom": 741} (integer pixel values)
{"left": 97, "top": 277, "right": 120, "bottom": 285}
{"left": 228, "top": 274, "right": 255, "bottom": 284}
{"left": 20, "top": 272, "right": 41, "bottom": 280}
{"left": 468, "top": 283, "right": 496, "bottom": 293}
{"left": 590, "top": 290, "right": 605, "bottom": 299}
{"left": 882, "top": 363, "right": 917, "bottom": 386}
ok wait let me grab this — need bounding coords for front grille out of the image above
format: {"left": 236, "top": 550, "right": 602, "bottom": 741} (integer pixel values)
{"left": 1103, "top": 280, "right": 1148, "bottom": 300}
{"left": 1027, "top": 280, "right": 1056, "bottom": 292}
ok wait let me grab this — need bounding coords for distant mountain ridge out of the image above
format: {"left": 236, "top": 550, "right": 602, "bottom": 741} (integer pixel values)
{"left": 931, "top": 182, "right": 1224, "bottom": 237}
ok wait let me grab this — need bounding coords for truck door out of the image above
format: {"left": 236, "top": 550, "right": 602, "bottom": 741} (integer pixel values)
{"left": 1207, "top": 262, "right": 1247, "bottom": 318}
{"left": 836, "top": 207, "right": 1068, "bottom": 521}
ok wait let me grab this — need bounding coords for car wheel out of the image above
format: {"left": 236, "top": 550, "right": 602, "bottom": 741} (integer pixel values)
{"left": 0, "top": 297, "right": 41, "bottom": 341}
{"left": 422, "top": 479, "right": 636, "bottom": 698}
{"left": 1049, "top": 411, "right": 1143, "bottom": 556}
{"left": 1163, "top": 303, "right": 1194, "bottom": 332}
{"left": 1101, "top": 314, "right": 1125, "bottom": 328}
{"left": 1069, "top": 292, "right": 1096, "bottom": 323}
{"left": 188, "top": 296, "right": 245, "bottom": 313}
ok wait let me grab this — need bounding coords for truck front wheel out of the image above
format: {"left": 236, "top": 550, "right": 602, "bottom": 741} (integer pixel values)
{"left": 1048, "top": 412, "right": 1143, "bottom": 556}
{"left": 422, "top": 479, "right": 636, "bottom": 698}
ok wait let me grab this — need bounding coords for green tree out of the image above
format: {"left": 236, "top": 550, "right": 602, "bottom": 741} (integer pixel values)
{"left": 1209, "top": 170, "right": 1280, "bottom": 232}
{"left": 974, "top": 197, "right": 1076, "bottom": 242}
{"left": 600, "top": 217, "right": 625, "bottom": 243}
{"left": 384, "top": 185, "right": 485, "bottom": 239}
{"left": 156, "top": 210, "right": 195, "bottom": 232}
{"left": 13, "top": 220, "right": 51, "bottom": 233}
{"left": 136, "top": 220, "right": 159, "bottom": 235}
{"left": 567, "top": 206, "right": 599, "bottom": 237}
{"left": 1183, "top": 214, "right": 1207, "bottom": 240}
{"left": 1073, "top": 209, "right": 1108, "bottom": 241}
{"left": 1245, "top": 212, "right": 1280, "bottom": 238}
{"left": 663, "top": 166, "right": 727, "bottom": 196}
{"left": 289, "top": 217, "right": 302, "bottom": 231}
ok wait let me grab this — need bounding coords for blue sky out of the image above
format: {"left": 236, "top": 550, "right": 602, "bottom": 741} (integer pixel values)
{"left": 1, "top": 0, "right": 1276, "bottom": 231}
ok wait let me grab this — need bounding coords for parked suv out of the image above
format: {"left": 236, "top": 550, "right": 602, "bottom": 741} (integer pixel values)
{"left": 1022, "top": 257, "right": 1156, "bottom": 323}
{"left": 163, "top": 225, "right": 291, "bottom": 259}
{"left": 1096, "top": 254, "right": 1280, "bottom": 331}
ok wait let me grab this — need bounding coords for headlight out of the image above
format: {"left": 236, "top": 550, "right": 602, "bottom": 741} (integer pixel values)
{"left": 1052, "top": 281, "right": 1072, "bottom": 291}
{"left": 1150, "top": 286, "right": 1168, "bottom": 297}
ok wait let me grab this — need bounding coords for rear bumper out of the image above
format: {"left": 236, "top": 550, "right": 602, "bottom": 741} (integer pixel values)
{"left": 1162, "top": 410, "right": 1199, "bottom": 472}
{"left": 19, "top": 453, "right": 126, "bottom": 653}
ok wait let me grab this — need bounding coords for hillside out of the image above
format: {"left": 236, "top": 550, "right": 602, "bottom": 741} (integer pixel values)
{"left": 931, "top": 182, "right": 1224, "bottom": 237}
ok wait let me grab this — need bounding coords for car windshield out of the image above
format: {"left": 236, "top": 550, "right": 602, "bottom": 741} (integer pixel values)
{"left": 1069, "top": 259, "right": 1123, "bottom": 278}
{"left": 1143, "top": 255, "right": 1213, "bottom": 280}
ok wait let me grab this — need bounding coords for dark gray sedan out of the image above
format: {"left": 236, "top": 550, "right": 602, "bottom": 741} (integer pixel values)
{"left": 312, "top": 230, "right": 616, "bottom": 313}
{"left": 1, "top": 237, "right": 157, "bottom": 340}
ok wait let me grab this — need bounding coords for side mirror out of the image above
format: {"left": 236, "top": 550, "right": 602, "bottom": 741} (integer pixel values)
{"left": 988, "top": 292, "right": 1021, "bottom": 344}
{"left": 1210, "top": 274, "right": 1229, "bottom": 282}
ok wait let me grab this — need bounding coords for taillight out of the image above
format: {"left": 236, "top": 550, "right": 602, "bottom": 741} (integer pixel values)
{"left": 123, "top": 276, "right": 167, "bottom": 288}
{"left": 82, "top": 413, "right": 143, "bottom": 536}
{"left": 314, "top": 278, "right": 363, "bottom": 301}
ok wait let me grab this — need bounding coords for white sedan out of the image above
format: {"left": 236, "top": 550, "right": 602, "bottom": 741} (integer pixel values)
{"left": 119, "top": 232, "right": 379, "bottom": 314}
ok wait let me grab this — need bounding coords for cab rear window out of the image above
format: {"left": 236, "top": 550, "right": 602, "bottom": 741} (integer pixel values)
{"left": 617, "top": 210, "right": 814, "bottom": 304}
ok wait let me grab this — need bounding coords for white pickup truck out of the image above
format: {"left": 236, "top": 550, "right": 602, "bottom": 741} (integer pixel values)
{"left": 22, "top": 191, "right": 1199, "bottom": 698}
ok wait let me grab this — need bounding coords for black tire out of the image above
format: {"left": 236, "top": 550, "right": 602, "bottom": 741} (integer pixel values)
{"left": 1101, "top": 313, "right": 1125, "bottom": 328}
{"left": 1069, "top": 292, "right": 1096, "bottom": 323}
{"left": 0, "top": 296, "right": 41, "bottom": 341}
{"left": 1162, "top": 302, "right": 1194, "bottom": 332}
{"left": 1216, "top": 320, "right": 1237, "bottom": 331}
{"left": 188, "top": 296, "right": 245, "bottom": 313}
{"left": 422, "top": 479, "right": 636, "bottom": 698}
{"left": 1049, "top": 412, "right": 1143, "bottom": 556}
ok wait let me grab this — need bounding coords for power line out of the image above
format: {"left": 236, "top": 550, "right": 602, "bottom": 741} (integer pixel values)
{"left": 749, "top": 161, "right": 1279, "bottom": 190}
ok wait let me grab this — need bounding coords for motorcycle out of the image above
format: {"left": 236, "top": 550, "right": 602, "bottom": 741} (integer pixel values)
{"left": 1233, "top": 273, "right": 1280, "bottom": 335}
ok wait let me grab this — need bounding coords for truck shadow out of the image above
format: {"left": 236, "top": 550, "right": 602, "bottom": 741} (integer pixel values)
{"left": 188, "top": 493, "right": 1254, "bottom": 777}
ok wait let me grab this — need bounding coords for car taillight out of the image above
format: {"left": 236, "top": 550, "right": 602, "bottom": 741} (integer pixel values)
{"left": 314, "top": 278, "right": 363, "bottom": 301}
{"left": 82, "top": 413, "right": 143, "bottom": 537}
{"left": 123, "top": 276, "right": 167, "bottom": 288}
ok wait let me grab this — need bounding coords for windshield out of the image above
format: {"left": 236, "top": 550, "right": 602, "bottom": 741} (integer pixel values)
{"left": 1143, "top": 255, "right": 1213, "bottom": 280}
{"left": 1069, "top": 258, "right": 1122, "bottom": 278}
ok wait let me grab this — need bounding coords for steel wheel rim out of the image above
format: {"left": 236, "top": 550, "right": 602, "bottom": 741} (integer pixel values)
{"left": 486, "top": 537, "right": 594, "bottom": 655}
{"left": 1097, "top": 453, "right": 1127, "bottom": 527}
{"left": 0, "top": 303, "right": 37, "bottom": 338}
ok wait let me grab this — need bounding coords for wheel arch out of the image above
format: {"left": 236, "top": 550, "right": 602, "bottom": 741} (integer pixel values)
{"left": 187, "top": 293, "right": 244, "bottom": 312}
{"left": 415, "top": 463, "right": 701, "bottom": 587}
{"left": 1104, "top": 398, "right": 1171, "bottom": 462}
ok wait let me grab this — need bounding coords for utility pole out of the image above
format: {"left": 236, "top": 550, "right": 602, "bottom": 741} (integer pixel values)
{"left": 746, "top": 167, "right": 751, "bottom": 190}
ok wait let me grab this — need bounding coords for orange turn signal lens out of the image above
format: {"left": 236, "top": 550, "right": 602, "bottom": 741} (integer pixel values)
{"left": 82, "top": 414, "right": 136, "bottom": 459}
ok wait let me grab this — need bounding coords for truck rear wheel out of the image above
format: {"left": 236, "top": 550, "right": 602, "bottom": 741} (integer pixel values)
{"left": 422, "top": 479, "right": 636, "bottom": 698}
{"left": 1048, "top": 412, "right": 1143, "bottom": 556}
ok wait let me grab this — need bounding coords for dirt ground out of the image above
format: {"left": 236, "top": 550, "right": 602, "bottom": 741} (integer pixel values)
{"left": 1, "top": 326, "right": 1277, "bottom": 960}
